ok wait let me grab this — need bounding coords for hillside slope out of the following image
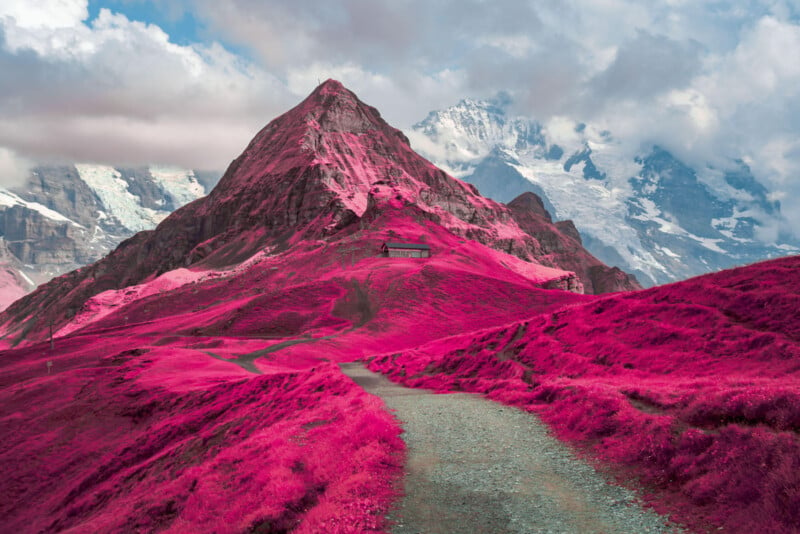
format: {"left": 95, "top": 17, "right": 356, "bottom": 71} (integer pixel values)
{"left": 2, "top": 80, "right": 798, "bottom": 532}
{"left": 0, "top": 80, "right": 634, "bottom": 532}
{"left": 370, "top": 254, "right": 800, "bottom": 533}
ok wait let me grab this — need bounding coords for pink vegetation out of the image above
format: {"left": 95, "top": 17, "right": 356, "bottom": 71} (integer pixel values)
{"left": 369, "top": 255, "right": 800, "bottom": 533}
{"left": 3, "top": 205, "right": 795, "bottom": 532}
{"left": 0, "top": 336, "right": 403, "bottom": 533}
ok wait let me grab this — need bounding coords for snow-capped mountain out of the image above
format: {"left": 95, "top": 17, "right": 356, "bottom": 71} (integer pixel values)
{"left": 409, "top": 98, "right": 799, "bottom": 286}
{"left": 0, "top": 164, "right": 218, "bottom": 308}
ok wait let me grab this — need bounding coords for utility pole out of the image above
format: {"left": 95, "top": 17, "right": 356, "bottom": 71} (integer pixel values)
{"left": 49, "top": 320, "right": 54, "bottom": 351}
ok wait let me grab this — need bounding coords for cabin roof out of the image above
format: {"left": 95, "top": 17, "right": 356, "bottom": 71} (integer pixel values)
{"left": 383, "top": 242, "right": 431, "bottom": 250}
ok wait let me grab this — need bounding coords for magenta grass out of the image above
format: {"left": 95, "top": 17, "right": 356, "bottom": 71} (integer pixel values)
{"left": 369, "top": 255, "right": 800, "bottom": 533}
{"left": 1, "top": 79, "right": 753, "bottom": 533}
{"left": 3, "top": 240, "right": 797, "bottom": 532}
{"left": 0, "top": 338, "right": 404, "bottom": 533}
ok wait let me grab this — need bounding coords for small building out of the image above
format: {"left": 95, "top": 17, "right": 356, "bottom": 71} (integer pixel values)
{"left": 381, "top": 242, "right": 431, "bottom": 258}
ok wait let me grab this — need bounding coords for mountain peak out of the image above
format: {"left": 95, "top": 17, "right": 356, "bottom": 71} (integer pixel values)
{"left": 288, "top": 78, "right": 389, "bottom": 135}
{"left": 311, "top": 78, "right": 348, "bottom": 96}
{"left": 508, "top": 192, "right": 553, "bottom": 222}
{"left": 305, "top": 78, "right": 356, "bottom": 109}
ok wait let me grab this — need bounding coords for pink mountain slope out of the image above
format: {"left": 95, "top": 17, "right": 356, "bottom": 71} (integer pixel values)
{"left": 5, "top": 79, "right": 796, "bottom": 533}
{"left": 0, "top": 199, "right": 591, "bottom": 532}
{"left": 0, "top": 80, "right": 636, "bottom": 348}
{"left": 369, "top": 254, "right": 800, "bottom": 533}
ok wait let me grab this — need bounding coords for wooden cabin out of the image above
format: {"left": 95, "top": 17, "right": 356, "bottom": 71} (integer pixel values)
{"left": 381, "top": 242, "right": 431, "bottom": 258}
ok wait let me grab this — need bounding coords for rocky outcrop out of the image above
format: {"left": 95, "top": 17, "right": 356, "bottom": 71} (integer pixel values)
{"left": 25, "top": 166, "right": 102, "bottom": 227}
{"left": 507, "top": 192, "right": 641, "bottom": 293}
{"left": 506, "top": 190, "right": 552, "bottom": 222}
{"left": 117, "top": 168, "right": 176, "bottom": 211}
{"left": 555, "top": 220, "right": 582, "bottom": 244}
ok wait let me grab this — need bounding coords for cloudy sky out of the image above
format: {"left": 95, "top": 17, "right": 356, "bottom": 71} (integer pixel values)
{"left": 1, "top": 0, "right": 799, "bottom": 216}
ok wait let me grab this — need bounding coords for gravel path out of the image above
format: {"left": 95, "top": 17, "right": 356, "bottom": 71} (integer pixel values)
{"left": 339, "top": 363, "right": 683, "bottom": 534}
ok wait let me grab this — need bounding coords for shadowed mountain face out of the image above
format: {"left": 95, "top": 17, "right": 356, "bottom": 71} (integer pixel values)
{"left": 0, "top": 80, "right": 637, "bottom": 346}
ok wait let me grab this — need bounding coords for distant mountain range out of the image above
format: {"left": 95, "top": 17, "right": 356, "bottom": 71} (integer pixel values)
{"left": 408, "top": 97, "right": 799, "bottom": 286}
{"left": 0, "top": 165, "right": 217, "bottom": 309}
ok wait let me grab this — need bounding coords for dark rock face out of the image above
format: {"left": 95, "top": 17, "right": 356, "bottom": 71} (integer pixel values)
{"left": 631, "top": 147, "right": 726, "bottom": 238}
{"left": 1, "top": 80, "right": 640, "bottom": 343}
{"left": 507, "top": 192, "right": 552, "bottom": 222}
{"left": 2, "top": 166, "right": 115, "bottom": 280}
{"left": 555, "top": 220, "right": 582, "bottom": 244}
{"left": 622, "top": 147, "right": 795, "bottom": 283}
{"left": 0, "top": 206, "right": 84, "bottom": 265}
{"left": 25, "top": 166, "right": 102, "bottom": 228}
{"left": 507, "top": 192, "right": 641, "bottom": 294}
{"left": 564, "top": 146, "right": 606, "bottom": 181}
{"left": 117, "top": 168, "right": 175, "bottom": 211}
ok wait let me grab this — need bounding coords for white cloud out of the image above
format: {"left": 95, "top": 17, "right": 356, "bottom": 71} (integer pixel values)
{"left": 662, "top": 89, "right": 718, "bottom": 133}
{"left": 0, "top": 147, "right": 32, "bottom": 188}
{"left": 476, "top": 34, "right": 539, "bottom": 59}
{"left": 690, "top": 16, "right": 800, "bottom": 118}
{"left": 0, "top": 1, "right": 293, "bottom": 170}
{"left": 0, "top": 0, "right": 87, "bottom": 29}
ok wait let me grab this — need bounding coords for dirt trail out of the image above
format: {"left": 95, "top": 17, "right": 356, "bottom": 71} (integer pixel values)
{"left": 202, "top": 335, "right": 336, "bottom": 374}
{"left": 339, "top": 363, "right": 682, "bottom": 534}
